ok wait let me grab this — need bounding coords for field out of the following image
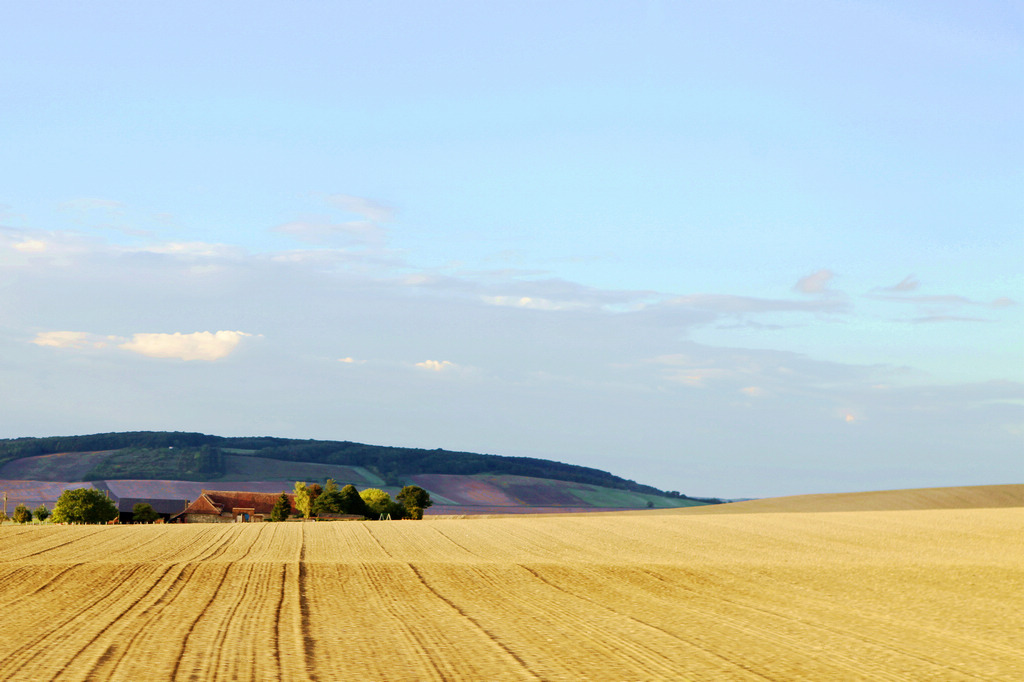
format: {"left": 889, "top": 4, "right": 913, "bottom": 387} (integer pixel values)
{"left": 0, "top": 486, "right": 1021, "bottom": 680}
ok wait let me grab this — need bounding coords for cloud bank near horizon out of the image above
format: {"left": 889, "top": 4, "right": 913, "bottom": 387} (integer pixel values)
{"left": 3, "top": 219, "right": 1020, "bottom": 499}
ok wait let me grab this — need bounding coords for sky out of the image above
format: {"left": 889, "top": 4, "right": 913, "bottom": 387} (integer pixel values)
{"left": 1, "top": 1, "right": 1021, "bottom": 499}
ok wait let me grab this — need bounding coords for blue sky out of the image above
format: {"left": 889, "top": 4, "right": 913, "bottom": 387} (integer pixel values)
{"left": 2, "top": 1, "right": 1021, "bottom": 498}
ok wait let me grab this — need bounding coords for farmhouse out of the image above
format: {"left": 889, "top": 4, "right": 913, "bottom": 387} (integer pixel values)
{"left": 173, "top": 490, "right": 295, "bottom": 523}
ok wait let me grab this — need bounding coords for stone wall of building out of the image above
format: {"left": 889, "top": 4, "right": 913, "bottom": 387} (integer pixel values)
{"left": 184, "top": 513, "right": 234, "bottom": 523}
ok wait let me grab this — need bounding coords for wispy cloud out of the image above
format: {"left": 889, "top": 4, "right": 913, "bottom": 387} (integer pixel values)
{"left": 58, "top": 198, "right": 126, "bottom": 214}
{"left": 139, "top": 242, "right": 243, "bottom": 259}
{"left": 910, "top": 315, "right": 988, "bottom": 324}
{"left": 324, "top": 194, "right": 395, "bottom": 223}
{"left": 868, "top": 280, "right": 1017, "bottom": 312}
{"left": 274, "top": 218, "right": 386, "bottom": 247}
{"left": 877, "top": 275, "right": 920, "bottom": 293}
{"left": 794, "top": 269, "right": 836, "bottom": 294}
{"left": 663, "top": 293, "right": 846, "bottom": 315}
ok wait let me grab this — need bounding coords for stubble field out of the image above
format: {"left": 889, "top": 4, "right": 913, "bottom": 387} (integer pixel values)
{"left": 0, "top": 485, "right": 1021, "bottom": 681}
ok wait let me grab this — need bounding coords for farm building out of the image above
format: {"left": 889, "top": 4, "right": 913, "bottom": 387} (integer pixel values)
{"left": 172, "top": 490, "right": 296, "bottom": 523}
{"left": 115, "top": 497, "right": 189, "bottom": 524}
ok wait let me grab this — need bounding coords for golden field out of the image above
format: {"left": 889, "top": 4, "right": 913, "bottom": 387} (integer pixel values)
{"left": 0, "top": 485, "right": 1021, "bottom": 681}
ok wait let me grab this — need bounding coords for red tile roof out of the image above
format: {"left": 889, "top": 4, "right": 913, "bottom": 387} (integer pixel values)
{"left": 176, "top": 490, "right": 297, "bottom": 518}
{"left": 204, "top": 490, "right": 297, "bottom": 516}
{"left": 180, "top": 494, "right": 222, "bottom": 516}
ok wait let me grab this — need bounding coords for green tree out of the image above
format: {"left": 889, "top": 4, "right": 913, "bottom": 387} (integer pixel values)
{"left": 396, "top": 485, "right": 433, "bottom": 520}
{"left": 34, "top": 504, "right": 50, "bottom": 522}
{"left": 360, "top": 488, "right": 401, "bottom": 519}
{"left": 51, "top": 488, "right": 118, "bottom": 524}
{"left": 12, "top": 503, "right": 32, "bottom": 524}
{"left": 270, "top": 492, "right": 291, "bottom": 522}
{"left": 339, "top": 484, "right": 370, "bottom": 517}
{"left": 312, "top": 478, "right": 342, "bottom": 515}
{"left": 293, "top": 481, "right": 313, "bottom": 518}
{"left": 314, "top": 481, "right": 373, "bottom": 517}
{"left": 132, "top": 502, "right": 160, "bottom": 523}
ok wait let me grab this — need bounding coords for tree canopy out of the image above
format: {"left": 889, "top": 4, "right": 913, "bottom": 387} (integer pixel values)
{"left": 51, "top": 488, "right": 118, "bottom": 524}
{"left": 12, "top": 504, "right": 32, "bottom": 524}
{"left": 270, "top": 493, "right": 290, "bottom": 522}
{"left": 293, "top": 482, "right": 313, "bottom": 518}
{"left": 359, "top": 488, "right": 399, "bottom": 519}
{"left": 397, "top": 485, "right": 433, "bottom": 520}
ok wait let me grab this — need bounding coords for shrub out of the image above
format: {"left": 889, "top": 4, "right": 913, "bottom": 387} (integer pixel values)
{"left": 132, "top": 503, "right": 160, "bottom": 523}
{"left": 34, "top": 505, "right": 50, "bottom": 522}
{"left": 12, "top": 504, "right": 32, "bottom": 524}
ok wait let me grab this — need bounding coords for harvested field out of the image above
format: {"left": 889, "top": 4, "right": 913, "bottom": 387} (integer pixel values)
{"left": 0, "top": 486, "right": 1021, "bottom": 680}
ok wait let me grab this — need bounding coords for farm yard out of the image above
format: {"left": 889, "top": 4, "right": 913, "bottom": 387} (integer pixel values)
{"left": 0, "top": 486, "right": 1021, "bottom": 680}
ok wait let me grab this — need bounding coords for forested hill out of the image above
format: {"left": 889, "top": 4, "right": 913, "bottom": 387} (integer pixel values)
{"left": 0, "top": 432, "right": 712, "bottom": 502}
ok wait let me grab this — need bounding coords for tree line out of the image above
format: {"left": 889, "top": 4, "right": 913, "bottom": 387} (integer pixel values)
{"left": 0, "top": 482, "right": 433, "bottom": 524}
{"left": 273, "top": 480, "right": 433, "bottom": 521}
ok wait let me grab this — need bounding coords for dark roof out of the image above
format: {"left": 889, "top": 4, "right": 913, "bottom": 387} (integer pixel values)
{"left": 117, "top": 497, "right": 189, "bottom": 515}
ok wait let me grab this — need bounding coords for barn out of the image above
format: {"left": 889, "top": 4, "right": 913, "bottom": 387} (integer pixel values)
{"left": 172, "top": 490, "right": 296, "bottom": 523}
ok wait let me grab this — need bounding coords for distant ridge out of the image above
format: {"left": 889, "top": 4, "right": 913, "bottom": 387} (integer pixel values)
{"left": 0, "top": 431, "right": 716, "bottom": 504}
{"left": 682, "top": 484, "right": 1024, "bottom": 514}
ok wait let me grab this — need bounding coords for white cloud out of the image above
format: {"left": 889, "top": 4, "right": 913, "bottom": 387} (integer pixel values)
{"left": 338, "top": 357, "right": 366, "bottom": 364}
{"left": 13, "top": 239, "right": 47, "bottom": 253}
{"left": 118, "top": 331, "right": 252, "bottom": 361}
{"left": 138, "top": 242, "right": 242, "bottom": 259}
{"left": 740, "top": 386, "right": 765, "bottom": 397}
{"left": 31, "top": 331, "right": 92, "bottom": 348}
{"left": 794, "top": 269, "right": 835, "bottom": 294}
{"left": 415, "top": 359, "right": 457, "bottom": 372}
{"left": 481, "top": 295, "right": 587, "bottom": 311}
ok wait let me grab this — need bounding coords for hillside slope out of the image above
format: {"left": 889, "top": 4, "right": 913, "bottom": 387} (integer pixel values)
{"left": 680, "top": 483, "right": 1024, "bottom": 514}
{"left": 0, "top": 431, "right": 709, "bottom": 503}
